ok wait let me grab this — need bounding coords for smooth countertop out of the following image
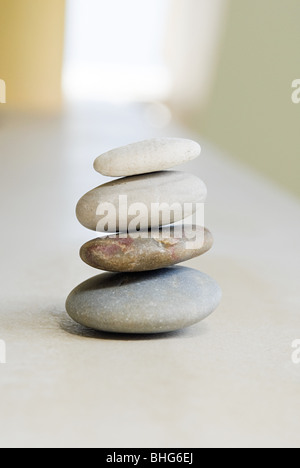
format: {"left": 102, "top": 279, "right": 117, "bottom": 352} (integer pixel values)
{"left": 0, "top": 103, "right": 299, "bottom": 448}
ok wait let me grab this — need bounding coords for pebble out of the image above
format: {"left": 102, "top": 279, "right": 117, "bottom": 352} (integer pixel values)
{"left": 66, "top": 267, "right": 222, "bottom": 334}
{"left": 76, "top": 171, "right": 207, "bottom": 232}
{"left": 80, "top": 226, "right": 213, "bottom": 272}
{"left": 94, "top": 138, "right": 201, "bottom": 177}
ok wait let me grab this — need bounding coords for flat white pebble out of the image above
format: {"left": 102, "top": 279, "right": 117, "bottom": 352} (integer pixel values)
{"left": 94, "top": 138, "right": 201, "bottom": 177}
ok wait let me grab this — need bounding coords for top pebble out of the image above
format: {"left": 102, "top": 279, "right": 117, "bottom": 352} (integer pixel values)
{"left": 94, "top": 138, "right": 201, "bottom": 177}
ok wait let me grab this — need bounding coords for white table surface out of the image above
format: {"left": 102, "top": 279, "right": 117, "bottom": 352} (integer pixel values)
{"left": 0, "top": 102, "right": 299, "bottom": 448}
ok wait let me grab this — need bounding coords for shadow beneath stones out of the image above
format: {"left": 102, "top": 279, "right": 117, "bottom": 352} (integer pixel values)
{"left": 58, "top": 312, "right": 207, "bottom": 342}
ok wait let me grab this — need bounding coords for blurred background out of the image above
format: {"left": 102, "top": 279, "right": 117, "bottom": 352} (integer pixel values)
{"left": 1, "top": 0, "right": 299, "bottom": 195}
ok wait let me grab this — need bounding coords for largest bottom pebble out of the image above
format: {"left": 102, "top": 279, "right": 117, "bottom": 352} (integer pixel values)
{"left": 66, "top": 266, "right": 222, "bottom": 334}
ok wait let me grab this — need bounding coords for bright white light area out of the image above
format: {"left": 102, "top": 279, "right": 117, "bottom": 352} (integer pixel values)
{"left": 63, "top": 0, "right": 171, "bottom": 103}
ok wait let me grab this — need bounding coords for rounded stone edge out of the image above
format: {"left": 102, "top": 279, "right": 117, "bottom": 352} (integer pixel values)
{"left": 93, "top": 138, "right": 201, "bottom": 177}
{"left": 75, "top": 172, "right": 208, "bottom": 233}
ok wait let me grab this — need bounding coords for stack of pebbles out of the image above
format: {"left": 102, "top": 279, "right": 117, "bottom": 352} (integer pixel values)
{"left": 66, "top": 138, "right": 221, "bottom": 334}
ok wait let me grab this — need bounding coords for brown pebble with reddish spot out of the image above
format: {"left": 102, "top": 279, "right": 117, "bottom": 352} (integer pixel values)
{"left": 80, "top": 226, "right": 213, "bottom": 272}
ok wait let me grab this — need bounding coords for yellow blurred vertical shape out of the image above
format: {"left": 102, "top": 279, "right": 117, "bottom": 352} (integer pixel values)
{"left": 0, "top": 0, "right": 65, "bottom": 110}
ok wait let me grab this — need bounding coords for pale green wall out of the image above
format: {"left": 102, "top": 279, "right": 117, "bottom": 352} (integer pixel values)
{"left": 193, "top": 0, "right": 300, "bottom": 197}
